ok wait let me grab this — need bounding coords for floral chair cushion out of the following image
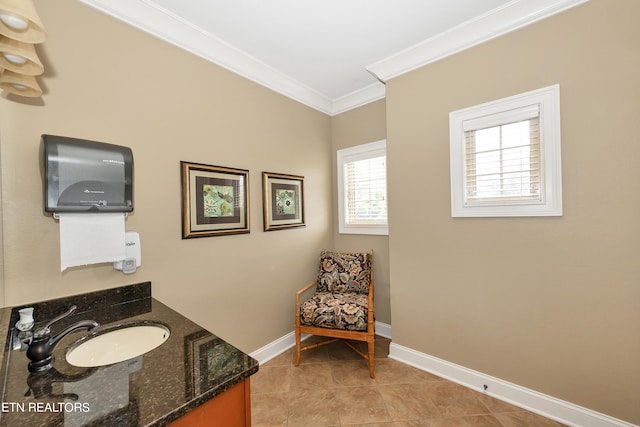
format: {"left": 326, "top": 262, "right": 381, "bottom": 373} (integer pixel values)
{"left": 300, "top": 292, "right": 368, "bottom": 331}
{"left": 316, "top": 251, "right": 371, "bottom": 295}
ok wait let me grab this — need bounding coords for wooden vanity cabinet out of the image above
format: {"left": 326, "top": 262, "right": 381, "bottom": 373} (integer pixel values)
{"left": 168, "top": 379, "right": 251, "bottom": 426}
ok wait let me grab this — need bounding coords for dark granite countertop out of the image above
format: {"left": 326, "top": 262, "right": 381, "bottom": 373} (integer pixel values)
{"left": 0, "top": 282, "right": 259, "bottom": 426}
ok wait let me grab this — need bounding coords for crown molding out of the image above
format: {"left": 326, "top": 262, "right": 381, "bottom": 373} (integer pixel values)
{"left": 366, "top": 0, "right": 590, "bottom": 83}
{"left": 79, "top": 0, "right": 588, "bottom": 116}
{"left": 331, "top": 83, "right": 386, "bottom": 115}
{"left": 78, "top": 0, "right": 336, "bottom": 114}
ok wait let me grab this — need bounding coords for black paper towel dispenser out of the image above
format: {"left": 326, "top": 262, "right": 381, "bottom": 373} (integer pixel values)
{"left": 42, "top": 134, "right": 134, "bottom": 214}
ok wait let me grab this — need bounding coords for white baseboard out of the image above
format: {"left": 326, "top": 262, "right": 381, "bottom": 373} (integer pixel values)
{"left": 389, "top": 342, "right": 638, "bottom": 427}
{"left": 374, "top": 321, "right": 392, "bottom": 339}
{"left": 249, "top": 331, "right": 297, "bottom": 365}
{"left": 250, "top": 327, "right": 636, "bottom": 426}
{"left": 249, "top": 321, "right": 392, "bottom": 365}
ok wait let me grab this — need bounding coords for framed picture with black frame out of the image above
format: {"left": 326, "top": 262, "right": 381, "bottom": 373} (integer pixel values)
{"left": 262, "top": 172, "right": 305, "bottom": 231}
{"left": 181, "top": 161, "right": 249, "bottom": 238}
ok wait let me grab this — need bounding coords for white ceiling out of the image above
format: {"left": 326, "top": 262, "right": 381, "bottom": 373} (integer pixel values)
{"left": 79, "top": 0, "right": 587, "bottom": 115}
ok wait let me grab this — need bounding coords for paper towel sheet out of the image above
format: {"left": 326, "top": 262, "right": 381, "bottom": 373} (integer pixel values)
{"left": 59, "top": 213, "right": 126, "bottom": 272}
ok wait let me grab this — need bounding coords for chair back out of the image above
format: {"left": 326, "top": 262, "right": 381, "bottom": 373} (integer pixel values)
{"left": 316, "top": 250, "right": 372, "bottom": 295}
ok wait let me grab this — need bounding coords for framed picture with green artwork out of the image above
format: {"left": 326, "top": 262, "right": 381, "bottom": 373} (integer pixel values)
{"left": 181, "top": 161, "right": 250, "bottom": 238}
{"left": 262, "top": 172, "right": 305, "bottom": 231}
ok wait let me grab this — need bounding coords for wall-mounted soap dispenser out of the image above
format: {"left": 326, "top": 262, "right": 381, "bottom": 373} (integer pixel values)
{"left": 113, "top": 231, "right": 141, "bottom": 274}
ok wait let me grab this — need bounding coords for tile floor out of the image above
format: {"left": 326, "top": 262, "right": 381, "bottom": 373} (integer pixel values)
{"left": 250, "top": 336, "right": 567, "bottom": 426}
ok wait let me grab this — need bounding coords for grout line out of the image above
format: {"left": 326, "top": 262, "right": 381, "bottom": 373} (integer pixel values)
{"left": 252, "top": 338, "right": 568, "bottom": 426}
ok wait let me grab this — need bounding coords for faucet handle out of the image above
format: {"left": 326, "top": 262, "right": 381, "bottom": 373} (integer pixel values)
{"left": 33, "top": 305, "right": 77, "bottom": 339}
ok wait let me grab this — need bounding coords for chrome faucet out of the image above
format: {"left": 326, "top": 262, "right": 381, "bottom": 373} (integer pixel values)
{"left": 26, "top": 305, "right": 99, "bottom": 373}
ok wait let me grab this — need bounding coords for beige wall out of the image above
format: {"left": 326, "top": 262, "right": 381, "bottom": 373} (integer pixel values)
{"left": 331, "top": 100, "right": 390, "bottom": 325}
{"left": 0, "top": 0, "right": 332, "bottom": 352}
{"left": 2, "top": 0, "right": 639, "bottom": 423}
{"left": 386, "top": 0, "right": 640, "bottom": 423}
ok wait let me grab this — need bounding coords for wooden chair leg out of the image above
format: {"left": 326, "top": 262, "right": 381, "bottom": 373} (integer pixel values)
{"left": 367, "top": 337, "right": 375, "bottom": 378}
{"left": 294, "top": 327, "right": 301, "bottom": 366}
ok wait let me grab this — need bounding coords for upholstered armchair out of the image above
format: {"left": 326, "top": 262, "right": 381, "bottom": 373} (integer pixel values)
{"left": 295, "top": 250, "right": 375, "bottom": 378}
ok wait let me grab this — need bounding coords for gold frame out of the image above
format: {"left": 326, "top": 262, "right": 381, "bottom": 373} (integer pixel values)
{"left": 262, "top": 172, "right": 305, "bottom": 231}
{"left": 181, "top": 161, "right": 250, "bottom": 238}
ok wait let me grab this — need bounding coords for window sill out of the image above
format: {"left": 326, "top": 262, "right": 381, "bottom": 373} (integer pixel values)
{"left": 338, "top": 225, "right": 389, "bottom": 235}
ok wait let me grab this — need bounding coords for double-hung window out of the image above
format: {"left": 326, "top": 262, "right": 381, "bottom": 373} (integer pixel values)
{"left": 449, "top": 85, "right": 562, "bottom": 217}
{"left": 337, "top": 140, "right": 388, "bottom": 235}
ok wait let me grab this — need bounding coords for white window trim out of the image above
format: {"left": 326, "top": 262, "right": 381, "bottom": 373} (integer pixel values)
{"left": 449, "top": 84, "right": 563, "bottom": 217}
{"left": 337, "top": 140, "right": 388, "bottom": 235}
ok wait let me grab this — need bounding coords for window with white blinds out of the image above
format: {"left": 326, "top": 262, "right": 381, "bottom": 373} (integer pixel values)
{"left": 464, "top": 108, "right": 540, "bottom": 204}
{"left": 337, "top": 140, "right": 388, "bottom": 235}
{"left": 450, "top": 85, "right": 562, "bottom": 217}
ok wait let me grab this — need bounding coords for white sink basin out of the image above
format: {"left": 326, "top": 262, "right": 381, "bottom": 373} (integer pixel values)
{"left": 66, "top": 322, "right": 170, "bottom": 367}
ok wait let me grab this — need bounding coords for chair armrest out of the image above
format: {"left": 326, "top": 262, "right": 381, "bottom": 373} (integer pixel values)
{"left": 295, "top": 281, "right": 317, "bottom": 327}
{"left": 367, "top": 280, "right": 375, "bottom": 323}
{"left": 296, "top": 280, "right": 317, "bottom": 305}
